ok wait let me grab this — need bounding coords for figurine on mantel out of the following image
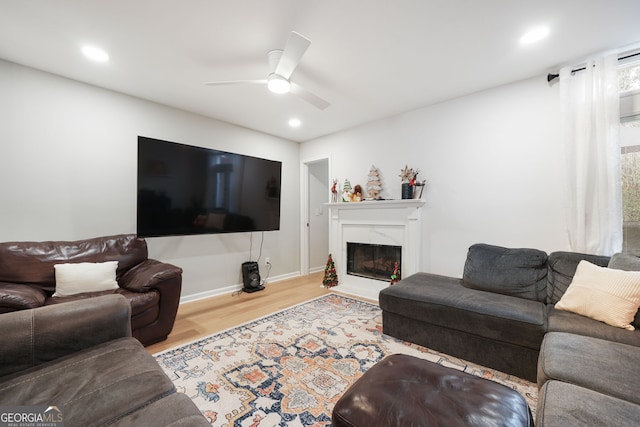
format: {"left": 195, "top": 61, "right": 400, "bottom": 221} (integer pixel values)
{"left": 352, "top": 184, "right": 363, "bottom": 202}
{"left": 340, "top": 179, "right": 364, "bottom": 202}
{"left": 366, "top": 165, "right": 382, "bottom": 199}
{"left": 342, "top": 179, "right": 352, "bottom": 202}
{"left": 331, "top": 179, "right": 338, "bottom": 203}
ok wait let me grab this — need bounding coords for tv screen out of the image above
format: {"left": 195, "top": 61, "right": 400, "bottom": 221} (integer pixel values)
{"left": 137, "top": 136, "right": 281, "bottom": 237}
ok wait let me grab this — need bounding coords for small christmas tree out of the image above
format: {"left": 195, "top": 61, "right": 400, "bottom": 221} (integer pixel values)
{"left": 322, "top": 254, "right": 339, "bottom": 288}
{"left": 390, "top": 261, "right": 401, "bottom": 285}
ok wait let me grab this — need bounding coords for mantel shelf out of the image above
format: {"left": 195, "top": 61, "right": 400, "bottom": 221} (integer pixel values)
{"left": 325, "top": 199, "right": 425, "bottom": 210}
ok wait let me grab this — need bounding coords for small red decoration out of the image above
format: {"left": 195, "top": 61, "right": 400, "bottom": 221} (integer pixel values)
{"left": 390, "top": 261, "right": 401, "bottom": 285}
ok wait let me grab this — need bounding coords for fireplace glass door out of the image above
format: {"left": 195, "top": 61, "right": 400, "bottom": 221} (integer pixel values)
{"left": 346, "top": 242, "right": 401, "bottom": 282}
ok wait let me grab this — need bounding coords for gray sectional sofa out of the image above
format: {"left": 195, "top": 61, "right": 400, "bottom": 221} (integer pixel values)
{"left": 379, "top": 243, "right": 640, "bottom": 426}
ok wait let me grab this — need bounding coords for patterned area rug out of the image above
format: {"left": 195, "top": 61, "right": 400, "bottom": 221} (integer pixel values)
{"left": 155, "top": 294, "right": 537, "bottom": 426}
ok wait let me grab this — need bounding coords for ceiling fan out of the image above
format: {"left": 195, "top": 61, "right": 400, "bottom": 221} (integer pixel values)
{"left": 204, "top": 31, "right": 330, "bottom": 110}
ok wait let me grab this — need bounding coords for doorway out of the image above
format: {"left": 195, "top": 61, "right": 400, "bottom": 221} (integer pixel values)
{"left": 300, "top": 156, "right": 330, "bottom": 275}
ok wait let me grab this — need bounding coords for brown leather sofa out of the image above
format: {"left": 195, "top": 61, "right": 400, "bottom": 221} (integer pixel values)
{"left": 0, "top": 234, "right": 182, "bottom": 346}
{"left": 0, "top": 294, "right": 210, "bottom": 426}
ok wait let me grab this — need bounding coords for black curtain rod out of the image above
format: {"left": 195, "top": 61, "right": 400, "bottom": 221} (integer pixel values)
{"left": 546, "top": 51, "right": 640, "bottom": 82}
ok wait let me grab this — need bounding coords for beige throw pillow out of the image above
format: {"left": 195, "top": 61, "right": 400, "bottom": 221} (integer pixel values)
{"left": 53, "top": 261, "right": 119, "bottom": 297}
{"left": 555, "top": 260, "right": 640, "bottom": 331}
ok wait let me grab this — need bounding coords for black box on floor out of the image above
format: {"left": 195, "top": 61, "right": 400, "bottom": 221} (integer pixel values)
{"left": 241, "top": 261, "right": 264, "bottom": 292}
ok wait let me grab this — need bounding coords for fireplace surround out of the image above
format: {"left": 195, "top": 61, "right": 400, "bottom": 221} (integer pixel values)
{"left": 327, "top": 199, "right": 425, "bottom": 300}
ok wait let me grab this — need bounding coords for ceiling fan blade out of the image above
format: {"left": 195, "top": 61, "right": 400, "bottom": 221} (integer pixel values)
{"left": 290, "top": 82, "right": 330, "bottom": 110}
{"left": 203, "top": 79, "right": 267, "bottom": 86}
{"left": 275, "top": 31, "right": 311, "bottom": 79}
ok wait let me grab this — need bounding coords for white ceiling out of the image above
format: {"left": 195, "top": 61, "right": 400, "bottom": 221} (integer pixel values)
{"left": 1, "top": 1, "right": 640, "bottom": 142}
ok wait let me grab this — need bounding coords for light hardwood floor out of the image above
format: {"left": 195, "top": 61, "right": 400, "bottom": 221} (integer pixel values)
{"left": 146, "top": 272, "right": 376, "bottom": 354}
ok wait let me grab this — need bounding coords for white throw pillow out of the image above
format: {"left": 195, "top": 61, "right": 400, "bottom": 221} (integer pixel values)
{"left": 555, "top": 260, "right": 640, "bottom": 331}
{"left": 53, "top": 261, "right": 119, "bottom": 297}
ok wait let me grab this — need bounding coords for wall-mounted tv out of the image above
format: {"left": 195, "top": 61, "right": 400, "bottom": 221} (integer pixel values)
{"left": 137, "top": 136, "right": 281, "bottom": 237}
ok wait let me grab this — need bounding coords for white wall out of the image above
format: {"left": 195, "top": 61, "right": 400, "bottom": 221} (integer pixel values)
{"left": 301, "top": 76, "right": 569, "bottom": 277}
{"left": 0, "top": 59, "right": 300, "bottom": 299}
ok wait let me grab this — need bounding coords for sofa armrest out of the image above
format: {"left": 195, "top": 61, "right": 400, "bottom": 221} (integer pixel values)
{"left": 119, "top": 259, "right": 182, "bottom": 293}
{"left": 119, "top": 259, "right": 182, "bottom": 345}
{"left": 0, "top": 283, "right": 47, "bottom": 314}
{"left": 0, "top": 294, "right": 131, "bottom": 378}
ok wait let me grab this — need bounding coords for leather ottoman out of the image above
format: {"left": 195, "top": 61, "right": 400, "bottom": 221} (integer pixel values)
{"left": 332, "top": 354, "right": 533, "bottom": 427}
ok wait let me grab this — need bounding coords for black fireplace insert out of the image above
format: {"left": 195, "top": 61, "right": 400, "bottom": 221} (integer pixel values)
{"left": 346, "top": 242, "right": 401, "bottom": 282}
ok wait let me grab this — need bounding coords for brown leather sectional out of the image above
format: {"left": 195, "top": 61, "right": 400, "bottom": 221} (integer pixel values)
{"left": 0, "top": 234, "right": 182, "bottom": 346}
{"left": 0, "top": 295, "right": 210, "bottom": 425}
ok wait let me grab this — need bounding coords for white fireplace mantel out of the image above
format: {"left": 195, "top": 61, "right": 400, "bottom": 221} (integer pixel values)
{"left": 326, "top": 199, "right": 425, "bottom": 300}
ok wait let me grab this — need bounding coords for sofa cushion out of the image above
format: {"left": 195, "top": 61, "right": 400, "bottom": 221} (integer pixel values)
{"left": 555, "top": 261, "right": 640, "bottom": 331}
{"left": 537, "top": 332, "right": 640, "bottom": 404}
{"left": 609, "top": 253, "right": 640, "bottom": 327}
{"left": 0, "top": 338, "right": 179, "bottom": 425}
{"left": 379, "top": 272, "right": 546, "bottom": 349}
{"left": 546, "top": 251, "right": 610, "bottom": 305}
{"left": 462, "top": 243, "right": 548, "bottom": 302}
{"left": 0, "top": 283, "right": 47, "bottom": 313}
{"left": 0, "top": 234, "right": 148, "bottom": 293}
{"left": 609, "top": 252, "right": 640, "bottom": 271}
{"left": 546, "top": 305, "right": 640, "bottom": 347}
{"left": 537, "top": 380, "right": 640, "bottom": 427}
{"left": 53, "top": 261, "right": 119, "bottom": 297}
{"left": 109, "top": 392, "right": 209, "bottom": 427}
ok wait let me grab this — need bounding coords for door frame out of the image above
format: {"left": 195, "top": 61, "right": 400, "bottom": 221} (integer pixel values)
{"left": 300, "top": 154, "right": 331, "bottom": 276}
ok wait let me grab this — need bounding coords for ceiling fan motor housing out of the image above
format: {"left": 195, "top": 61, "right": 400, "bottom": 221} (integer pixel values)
{"left": 267, "top": 49, "right": 284, "bottom": 72}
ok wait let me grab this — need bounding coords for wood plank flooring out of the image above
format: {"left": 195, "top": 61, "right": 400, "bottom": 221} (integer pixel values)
{"left": 147, "top": 272, "right": 375, "bottom": 354}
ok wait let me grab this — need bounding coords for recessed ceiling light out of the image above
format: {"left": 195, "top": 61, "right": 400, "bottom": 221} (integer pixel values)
{"left": 82, "top": 45, "right": 110, "bottom": 62}
{"left": 288, "top": 118, "right": 301, "bottom": 128}
{"left": 519, "top": 26, "right": 550, "bottom": 45}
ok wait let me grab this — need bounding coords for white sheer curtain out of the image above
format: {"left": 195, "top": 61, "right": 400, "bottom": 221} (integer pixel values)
{"left": 560, "top": 54, "right": 622, "bottom": 255}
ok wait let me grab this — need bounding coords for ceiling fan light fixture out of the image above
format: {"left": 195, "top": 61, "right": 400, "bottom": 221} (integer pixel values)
{"left": 267, "top": 74, "right": 290, "bottom": 94}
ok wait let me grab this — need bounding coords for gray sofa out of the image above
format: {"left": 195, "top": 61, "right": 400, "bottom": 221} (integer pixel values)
{"left": 379, "top": 243, "right": 640, "bottom": 425}
{"left": 0, "top": 294, "right": 209, "bottom": 426}
{"left": 536, "top": 332, "right": 640, "bottom": 425}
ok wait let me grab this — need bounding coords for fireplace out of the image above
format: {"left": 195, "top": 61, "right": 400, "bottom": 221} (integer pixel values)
{"left": 347, "top": 243, "right": 401, "bottom": 282}
{"left": 327, "top": 199, "right": 425, "bottom": 300}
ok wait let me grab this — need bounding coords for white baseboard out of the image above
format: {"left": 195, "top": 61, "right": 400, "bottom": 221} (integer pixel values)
{"left": 179, "top": 270, "right": 302, "bottom": 304}
{"left": 329, "top": 284, "right": 380, "bottom": 302}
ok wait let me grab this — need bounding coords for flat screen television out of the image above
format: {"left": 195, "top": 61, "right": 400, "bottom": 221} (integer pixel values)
{"left": 137, "top": 136, "right": 282, "bottom": 237}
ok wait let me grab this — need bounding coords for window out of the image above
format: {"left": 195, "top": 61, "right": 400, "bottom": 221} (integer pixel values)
{"left": 619, "top": 60, "right": 640, "bottom": 252}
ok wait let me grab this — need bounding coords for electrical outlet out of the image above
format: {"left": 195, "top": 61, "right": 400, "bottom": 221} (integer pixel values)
{"left": 265, "top": 257, "right": 270, "bottom": 266}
